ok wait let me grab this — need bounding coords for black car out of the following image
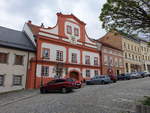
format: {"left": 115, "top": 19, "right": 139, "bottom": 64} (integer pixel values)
{"left": 117, "top": 73, "right": 131, "bottom": 80}
{"left": 138, "top": 72, "right": 146, "bottom": 78}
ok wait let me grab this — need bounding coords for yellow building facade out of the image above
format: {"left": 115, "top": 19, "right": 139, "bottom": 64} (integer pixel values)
{"left": 122, "top": 37, "right": 150, "bottom": 73}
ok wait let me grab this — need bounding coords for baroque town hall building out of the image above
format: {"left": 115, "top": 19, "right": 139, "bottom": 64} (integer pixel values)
{"left": 23, "top": 13, "right": 101, "bottom": 88}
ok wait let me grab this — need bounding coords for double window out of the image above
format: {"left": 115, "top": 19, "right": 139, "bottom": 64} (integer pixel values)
{"left": 42, "top": 48, "right": 50, "bottom": 59}
{"left": 86, "top": 70, "right": 90, "bottom": 77}
{"left": 41, "top": 66, "right": 49, "bottom": 76}
{"left": 14, "top": 55, "right": 24, "bottom": 65}
{"left": 66, "top": 25, "right": 79, "bottom": 36}
{"left": 94, "top": 57, "right": 98, "bottom": 66}
{"left": 71, "top": 53, "right": 77, "bottom": 63}
{"left": 0, "top": 52, "right": 8, "bottom": 63}
{"left": 13, "top": 75, "right": 22, "bottom": 85}
{"left": 0, "top": 75, "right": 4, "bottom": 86}
{"left": 56, "top": 50, "right": 63, "bottom": 61}
{"left": 85, "top": 56, "right": 90, "bottom": 65}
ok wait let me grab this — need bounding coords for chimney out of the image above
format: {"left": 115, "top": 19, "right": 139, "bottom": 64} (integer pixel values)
{"left": 28, "top": 20, "right": 32, "bottom": 24}
{"left": 41, "top": 23, "right": 44, "bottom": 28}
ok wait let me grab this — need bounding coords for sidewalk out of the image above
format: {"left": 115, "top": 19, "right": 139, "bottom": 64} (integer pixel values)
{"left": 0, "top": 89, "right": 39, "bottom": 106}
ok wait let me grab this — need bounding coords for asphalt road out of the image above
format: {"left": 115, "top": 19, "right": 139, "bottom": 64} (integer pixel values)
{"left": 0, "top": 77, "right": 150, "bottom": 113}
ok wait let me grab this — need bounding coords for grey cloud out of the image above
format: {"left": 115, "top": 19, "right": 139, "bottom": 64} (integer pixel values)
{"left": 0, "top": 0, "right": 107, "bottom": 38}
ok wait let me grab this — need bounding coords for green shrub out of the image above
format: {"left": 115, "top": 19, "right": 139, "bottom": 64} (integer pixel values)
{"left": 141, "top": 96, "right": 150, "bottom": 106}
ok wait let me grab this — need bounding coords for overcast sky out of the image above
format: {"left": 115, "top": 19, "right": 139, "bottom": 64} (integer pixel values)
{"left": 0, "top": 0, "right": 107, "bottom": 39}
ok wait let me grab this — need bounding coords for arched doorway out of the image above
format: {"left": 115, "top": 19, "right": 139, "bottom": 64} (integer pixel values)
{"left": 69, "top": 71, "right": 79, "bottom": 81}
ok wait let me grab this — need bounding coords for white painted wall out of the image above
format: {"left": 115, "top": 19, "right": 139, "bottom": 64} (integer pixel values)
{"left": 64, "top": 21, "right": 80, "bottom": 44}
{"left": 40, "top": 25, "right": 58, "bottom": 34}
{"left": 68, "top": 48, "right": 80, "bottom": 64}
{"left": 82, "top": 51, "right": 100, "bottom": 66}
{"left": 42, "top": 43, "right": 67, "bottom": 62}
{"left": 36, "top": 64, "right": 56, "bottom": 78}
{"left": 68, "top": 68, "right": 80, "bottom": 74}
{"left": 67, "top": 18, "right": 78, "bottom": 24}
{"left": 23, "top": 23, "right": 36, "bottom": 45}
{"left": 0, "top": 47, "right": 35, "bottom": 93}
{"left": 82, "top": 69, "right": 100, "bottom": 78}
{"left": 85, "top": 34, "right": 96, "bottom": 45}
{"left": 39, "top": 32, "right": 59, "bottom": 39}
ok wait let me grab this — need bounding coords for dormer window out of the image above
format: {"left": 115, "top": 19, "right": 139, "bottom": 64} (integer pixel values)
{"left": 74, "top": 28, "right": 79, "bottom": 36}
{"left": 67, "top": 25, "right": 72, "bottom": 34}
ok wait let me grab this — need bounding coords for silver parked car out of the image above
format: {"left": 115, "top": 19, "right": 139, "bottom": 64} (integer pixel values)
{"left": 86, "top": 75, "right": 112, "bottom": 85}
{"left": 130, "top": 72, "right": 141, "bottom": 79}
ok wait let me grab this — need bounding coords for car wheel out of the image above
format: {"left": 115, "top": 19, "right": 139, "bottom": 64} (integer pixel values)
{"left": 61, "top": 87, "right": 67, "bottom": 93}
{"left": 40, "top": 88, "right": 47, "bottom": 94}
{"left": 101, "top": 81, "right": 105, "bottom": 85}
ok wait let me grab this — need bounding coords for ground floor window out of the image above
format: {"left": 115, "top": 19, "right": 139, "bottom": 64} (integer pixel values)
{"left": 13, "top": 75, "right": 22, "bottom": 86}
{"left": 94, "top": 70, "right": 98, "bottom": 76}
{"left": 41, "top": 66, "right": 49, "bottom": 76}
{"left": 0, "top": 75, "right": 4, "bottom": 86}
{"left": 86, "top": 70, "right": 90, "bottom": 77}
{"left": 126, "top": 63, "right": 128, "bottom": 73}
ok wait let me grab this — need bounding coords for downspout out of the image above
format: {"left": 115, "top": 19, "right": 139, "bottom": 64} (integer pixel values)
{"left": 100, "top": 50, "right": 103, "bottom": 75}
{"left": 34, "top": 36, "right": 38, "bottom": 88}
{"left": 25, "top": 51, "right": 30, "bottom": 89}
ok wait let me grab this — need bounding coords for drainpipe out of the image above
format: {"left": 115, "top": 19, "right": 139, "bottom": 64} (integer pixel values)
{"left": 34, "top": 36, "right": 38, "bottom": 88}
{"left": 25, "top": 51, "right": 30, "bottom": 89}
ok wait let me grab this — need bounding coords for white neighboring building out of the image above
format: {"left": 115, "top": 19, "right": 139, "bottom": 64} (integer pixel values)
{"left": 0, "top": 26, "right": 35, "bottom": 93}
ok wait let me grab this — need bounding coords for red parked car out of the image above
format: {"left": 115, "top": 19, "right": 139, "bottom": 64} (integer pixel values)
{"left": 66, "top": 78, "right": 82, "bottom": 88}
{"left": 109, "top": 74, "right": 117, "bottom": 83}
{"left": 40, "top": 78, "right": 76, "bottom": 94}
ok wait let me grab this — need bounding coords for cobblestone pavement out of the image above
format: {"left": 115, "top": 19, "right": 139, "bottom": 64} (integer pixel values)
{"left": 0, "top": 77, "right": 150, "bottom": 113}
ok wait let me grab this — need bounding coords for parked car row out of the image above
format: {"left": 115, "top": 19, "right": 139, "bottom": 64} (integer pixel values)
{"left": 117, "top": 72, "right": 150, "bottom": 80}
{"left": 40, "top": 71, "right": 150, "bottom": 94}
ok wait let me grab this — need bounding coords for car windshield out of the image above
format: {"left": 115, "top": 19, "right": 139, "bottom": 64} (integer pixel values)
{"left": 66, "top": 78, "right": 75, "bottom": 82}
{"left": 47, "top": 80, "right": 56, "bottom": 85}
{"left": 55, "top": 79, "right": 66, "bottom": 83}
{"left": 99, "top": 76, "right": 105, "bottom": 78}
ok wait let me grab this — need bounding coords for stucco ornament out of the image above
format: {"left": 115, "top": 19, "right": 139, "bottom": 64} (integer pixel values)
{"left": 70, "top": 35, "right": 77, "bottom": 44}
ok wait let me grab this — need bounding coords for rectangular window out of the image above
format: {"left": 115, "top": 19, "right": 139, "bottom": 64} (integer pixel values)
{"left": 119, "top": 59, "right": 123, "bottom": 67}
{"left": 71, "top": 53, "right": 77, "bottom": 63}
{"left": 42, "top": 48, "right": 50, "bottom": 59}
{"left": 0, "top": 75, "right": 4, "bottom": 86}
{"left": 41, "top": 66, "right": 49, "bottom": 76}
{"left": 67, "top": 25, "right": 72, "bottom": 34}
{"left": 86, "top": 70, "right": 90, "bottom": 77}
{"left": 15, "top": 55, "right": 24, "bottom": 65}
{"left": 128, "top": 44, "right": 130, "bottom": 49}
{"left": 56, "top": 50, "right": 63, "bottom": 61}
{"left": 124, "top": 42, "right": 126, "bottom": 48}
{"left": 85, "top": 56, "right": 90, "bottom": 65}
{"left": 104, "top": 55, "right": 108, "bottom": 65}
{"left": 74, "top": 28, "right": 79, "bottom": 36}
{"left": 94, "top": 70, "right": 98, "bottom": 76}
{"left": 13, "top": 75, "right": 22, "bottom": 85}
{"left": 114, "top": 58, "right": 118, "bottom": 67}
{"left": 94, "top": 57, "right": 98, "bottom": 66}
{"left": 0, "top": 53, "right": 8, "bottom": 63}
